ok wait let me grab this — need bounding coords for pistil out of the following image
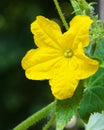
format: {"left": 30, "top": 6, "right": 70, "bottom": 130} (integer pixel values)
{"left": 64, "top": 49, "right": 73, "bottom": 58}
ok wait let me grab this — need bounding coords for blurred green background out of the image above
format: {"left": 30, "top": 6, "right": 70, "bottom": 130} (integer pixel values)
{"left": 0, "top": 0, "right": 98, "bottom": 130}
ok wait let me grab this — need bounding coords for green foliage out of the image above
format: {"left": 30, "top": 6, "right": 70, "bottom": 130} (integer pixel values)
{"left": 70, "top": 0, "right": 95, "bottom": 16}
{"left": 70, "top": 0, "right": 81, "bottom": 15}
{"left": 93, "top": 39, "right": 104, "bottom": 67}
{"left": 56, "top": 81, "right": 84, "bottom": 130}
{"left": 78, "top": 39, "right": 104, "bottom": 122}
{"left": 78, "top": 36, "right": 104, "bottom": 122}
{"left": 86, "top": 68, "right": 104, "bottom": 87}
{"left": 79, "top": 86, "right": 104, "bottom": 121}
{"left": 78, "top": 0, "right": 95, "bottom": 15}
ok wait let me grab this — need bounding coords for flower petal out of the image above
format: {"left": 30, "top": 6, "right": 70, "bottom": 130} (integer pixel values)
{"left": 75, "top": 56, "right": 98, "bottom": 79}
{"left": 49, "top": 59, "right": 79, "bottom": 100}
{"left": 21, "top": 47, "right": 62, "bottom": 80}
{"left": 63, "top": 15, "right": 93, "bottom": 49}
{"left": 74, "top": 43, "right": 99, "bottom": 79}
{"left": 31, "top": 16, "right": 62, "bottom": 49}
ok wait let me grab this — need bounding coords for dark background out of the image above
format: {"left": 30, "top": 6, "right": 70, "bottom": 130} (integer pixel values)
{"left": 0, "top": 0, "right": 98, "bottom": 130}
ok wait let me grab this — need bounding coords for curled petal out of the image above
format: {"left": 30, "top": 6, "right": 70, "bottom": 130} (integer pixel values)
{"left": 75, "top": 56, "right": 98, "bottom": 79}
{"left": 74, "top": 43, "right": 99, "bottom": 79}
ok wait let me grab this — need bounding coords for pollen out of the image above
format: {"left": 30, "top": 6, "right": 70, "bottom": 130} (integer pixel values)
{"left": 64, "top": 49, "right": 73, "bottom": 58}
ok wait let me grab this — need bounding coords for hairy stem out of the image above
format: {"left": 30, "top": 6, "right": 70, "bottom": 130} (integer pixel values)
{"left": 13, "top": 101, "right": 56, "bottom": 130}
{"left": 42, "top": 114, "right": 56, "bottom": 130}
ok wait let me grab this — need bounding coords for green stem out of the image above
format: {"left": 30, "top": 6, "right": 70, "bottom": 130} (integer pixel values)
{"left": 42, "top": 114, "right": 56, "bottom": 130}
{"left": 13, "top": 101, "right": 56, "bottom": 130}
{"left": 53, "top": 0, "right": 69, "bottom": 30}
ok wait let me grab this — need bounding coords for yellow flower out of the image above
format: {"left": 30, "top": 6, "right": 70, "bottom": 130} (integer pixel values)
{"left": 21, "top": 15, "right": 98, "bottom": 100}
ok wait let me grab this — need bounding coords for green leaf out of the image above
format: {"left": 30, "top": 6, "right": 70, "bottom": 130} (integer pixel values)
{"left": 79, "top": 86, "right": 104, "bottom": 122}
{"left": 56, "top": 81, "right": 84, "bottom": 130}
{"left": 85, "top": 68, "right": 104, "bottom": 87}
{"left": 93, "top": 39, "right": 104, "bottom": 67}
{"left": 79, "top": 63, "right": 104, "bottom": 122}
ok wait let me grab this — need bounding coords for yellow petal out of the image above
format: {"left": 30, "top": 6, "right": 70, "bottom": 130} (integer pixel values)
{"left": 75, "top": 56, "right": 98, "bottom": 79}
{"left": 21, "top": 47, "right": 62, "bottom": 80}
{"left": 74, "top": 43, "right": 99, "bottom": 79}
{"left": 31, "top": 16, "right": 62, "bottom": 49}
{"left": 63, "top": 15, "right": 93, "bottom": 49}
{"left": 49, "top": 59, "right": 79, "bottom": 100}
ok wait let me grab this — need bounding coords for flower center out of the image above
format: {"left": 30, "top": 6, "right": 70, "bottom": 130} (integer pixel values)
{"left": 64, "top": 49, "right": 73, "bottom": 58}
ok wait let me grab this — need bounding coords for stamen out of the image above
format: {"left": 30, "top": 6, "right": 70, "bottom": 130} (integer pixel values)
{"left": 64, "top": 49, "right": 73, "bottom": 58}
